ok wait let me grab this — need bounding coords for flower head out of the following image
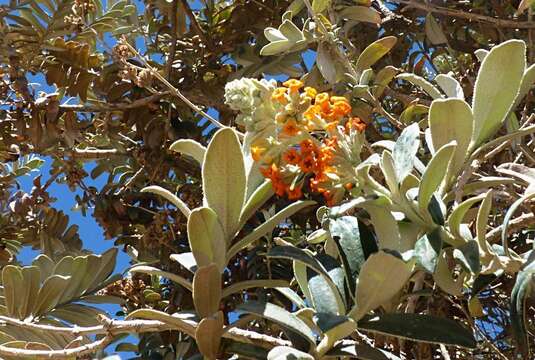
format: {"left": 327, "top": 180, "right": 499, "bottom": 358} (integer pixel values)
{"left": 283, "top": 79, "right": 304, "bottom": 93}
{"left": 282, "top": 119, "right": 301, "bottom": 137}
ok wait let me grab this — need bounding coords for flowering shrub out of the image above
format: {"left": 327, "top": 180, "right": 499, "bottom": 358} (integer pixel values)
{"left": 227, "top": 79, "right": 367, "bottom": 205}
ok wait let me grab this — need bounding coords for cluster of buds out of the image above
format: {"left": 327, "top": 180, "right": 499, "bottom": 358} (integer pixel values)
{"left": 248, "top": 79, "right": 367, "bottom": 205}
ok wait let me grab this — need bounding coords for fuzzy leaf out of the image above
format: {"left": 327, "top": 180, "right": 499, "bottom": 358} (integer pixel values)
{"left": 203, "top": 128, "right": 246, "bottom": 241}
{"left": 392, "top": 123, "right": 420, "bottom": 183}
{"left": 358, "top": 313, "right": 476, "bottom": 348}
{"left": 471, "top": 40, "right": 525, "bottom": 147}
{"left": 237, "top": 301, "right": 316, "bottom": 347}
{"left": 187, "top": 207, "right": 226, "bottom": 272}
{"left": 169, "top": 139, "right": 206, "bottom": 164}
{"left": 351, "top": 251, "right": 412, "bottom": 320}
{"left": 414, "top": 229, "right": 443, "bottom": 273}
{"left": 356, "top": 36, "right": 397, "bottom": 73}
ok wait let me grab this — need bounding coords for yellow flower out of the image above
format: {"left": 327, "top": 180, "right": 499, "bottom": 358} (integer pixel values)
{"left": 251, "top": 146, "right": 266, "bottom": 161}
{"left": 283, "top": 79, "right": 304, "bottom": 93}
{"left": 303, "top": 105, "right": 321, "bottom": 121}
{"left": 272, "top": 87, "right": 288, "bottom": 104}
{"left": 304, "top": 86, "right": 317, "bottom": 99}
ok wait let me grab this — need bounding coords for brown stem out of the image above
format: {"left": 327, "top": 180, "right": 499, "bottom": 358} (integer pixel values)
{"left": 395, "top": 0, "right": 535, "bottom": 29}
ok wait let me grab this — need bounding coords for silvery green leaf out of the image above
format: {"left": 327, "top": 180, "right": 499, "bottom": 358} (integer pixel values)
{"left": 397, "top": 73, "right": 443, "bottom": 100}
{"left": 356, "top": 36, "right": 397, "bottom": 74}
{"left": 317, "top": 42, "right": 336, "bottom": 84}
{"left": 471, "top": 40, "right": 526, "bottom": 147}
{"left": 392, "top": 123, "right": 420, "bottom": 183}
{"left": 424, "top": 14, "right": 447, "bottom": 45}
{"left": 340, "top": 6, "right": 381, "bottom": 24}
{"left": 434, "top": 73, "right": 464, "bottom": 99}
{"left": 203, "top": 127, "right": 246, "bottom": 241}
{"left": 414, "top": 229, "right": 443, "bottom": 273}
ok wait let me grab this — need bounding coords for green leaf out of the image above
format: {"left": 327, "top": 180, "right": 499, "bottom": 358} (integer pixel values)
{"left": 203, "top": 127, "right": 246, "bottom": 241}
{"left": 33, "top": 275, "right": 71, "bottom": 316}
{"left": 329, "top": 216, "right": 365, "bottom": 293}
{"left": 453, "top": 240, "right": 481, "bottom": 274}
{"left": 129, "top": 265, "right": 192, "bottom": 291}
{"left": 447, "top": 194, "right": 485, "bottom": 241}
{"left": 356, "top": 36, "right": 397, "bottom": 73}
{"left": 312, "top": 0, "right": 331, "bottom": 13}
{"left": 315, "top": 313, "right": 356, "bottom": 356}
{"left": 357, "top": 313, "right": 476, "bottom": 349}
{"left": 2, "top": 265, "right": 24, "bottom": 318}
{"left": 502, "top": 192, "right": 535, "bottom": 258}
{"left": 316, "top": 42, "right": 337, "bottom": 84}
{"left": 239, "top": 180, "right": 274, "bottom": 227}
{"left": 267, "top": 246, "right": 346, "bottom": 314}
{"left": 339, "top": 6, "right": 381, "bottom": 24}
{"left": 418, "top": 141, "right": 456, "bottom": 213}
{"left": 510, "top": 262, "right": 535, "bottom": 357}
{"left": 193, "top": 264, "right": 221, "bottom": 318}
{"left": 434, "top": 73, "right": 464, "bottom": 99}
{"left": 424, "top": 14, "right": 447, "bottom": 45}
{"left": 196, "top": 312, "right": 224, "bottom": 359}
{"left": 227, "top": 200, "right": 315, "bottom": 261}
{"left": 428, "top": 98, "right": 473, "bottom": 181}
{"left": 307, "top": 254, "right": 347, "bottom": 315}
{"left": 397, "top": 73, "right": 443, "bottom": 100}
{"left": 326, "top": 343, "right": 402, "bottom": 359}
{"left": 187, "top": 207, "right": 226, "bottom": 272}
{"left": 268, "top": 346, "right": 314, "bottom": 360}
{"left": 222, "top": 279, "right": 290, "bottom": 298}
{"left": 393, "top": 123, "right": 420, "bottom": 184}
{"left": 471, "top": 40, "right": 526, "bottom": 147}
{"left": 350, "top": 251, "right": 412, "bottom": 320}
{"left": 414, "top": 228, "right": 443, "bottom": 273}
{"left": 141, "top": 185, "right": 191, "bottom": 218}
{"left": 127, "top": 309, "right": 197, "bottom": 336}
{"left": 517, "top": 0, "right": 535, "bottom": 15}
{"left": 237, "top": 301, "right": 316, "bottom": 348}
{"left": 476, "top": 191, "right": 493, "bottom": 257}
{"left": 274, "top": 287, "right": 306, "bottom": 308}
{"left": 169, "top": 139, "right": 206, "bottom": 164}
{"left": 514, "top": 63, "right": 535, "bottom": 109}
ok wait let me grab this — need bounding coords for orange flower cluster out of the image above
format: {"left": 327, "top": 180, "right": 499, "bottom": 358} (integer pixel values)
{"left": 256, "top": 79, "right": 367, "bottom": 204}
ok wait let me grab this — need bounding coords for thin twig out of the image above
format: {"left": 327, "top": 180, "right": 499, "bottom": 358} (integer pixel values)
{"left": 58, "top": 92, "right": 170, "bottom": 112}
{"left": 121, "top": 39, "right": 232, "bottom": 135}
{"left": 395, "top": 0, "right": 535, "bottom": 29}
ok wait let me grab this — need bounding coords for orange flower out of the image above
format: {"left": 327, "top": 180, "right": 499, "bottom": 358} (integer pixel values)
{"left": 304, "top": 86, "right": 317, "bottom": 99}
{"left": 287, "top": 185, "right": 303, "bottom": 200}
{"left": 272, "top": 87, "right": 288, "bottom": 104}
{"left": 324, "top": 136, "right": 338, "bottom": 148}
{"left": 261, "top": 163, "right": 281, "bottom": 181}
{"left": 283, "top": 79, "right": 304, "bottom": 93}
{"left": 300, "top": 139, "right": 317, "bottom": 154}
{"left": 300, "top": 153, "right": 316, "bottom": 172}
{"left": 344, "top": 182, "right": 354, "bottom": 190}
{"left": 310, "top": 176, "right": 327, "bottom": 193}
{"left": 251, "top": 146, "right": 266, "bottom": 161}
{"left": 282, "top": 119, "right": 301, "bottom": 136}
{"left": 325, "top": 121, "right": 339, "bottom": 132}
{"left": 282, "top": 148, "right": 301, "bottom": 164}
{"left": 332, "top": 101, "right": 352, "bottom": 117}
{"left": 273, "top": 179, "right": 286, "bottom": 196}
{"left": 303, "top": 105, "right": 321, "bottom": 121}
{"left": 346, "top": 117, "right": 366, "bottom": 133}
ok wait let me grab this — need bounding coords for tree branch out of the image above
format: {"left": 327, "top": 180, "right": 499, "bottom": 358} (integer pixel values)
{"left": 58, "top": 92, "right": 170, "bottom": 112}
{"left": 0, "top": 314, "right": 290, "bottom": 359}
{"left": 394, "top": 0, "right": 535, "bottom": 29}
